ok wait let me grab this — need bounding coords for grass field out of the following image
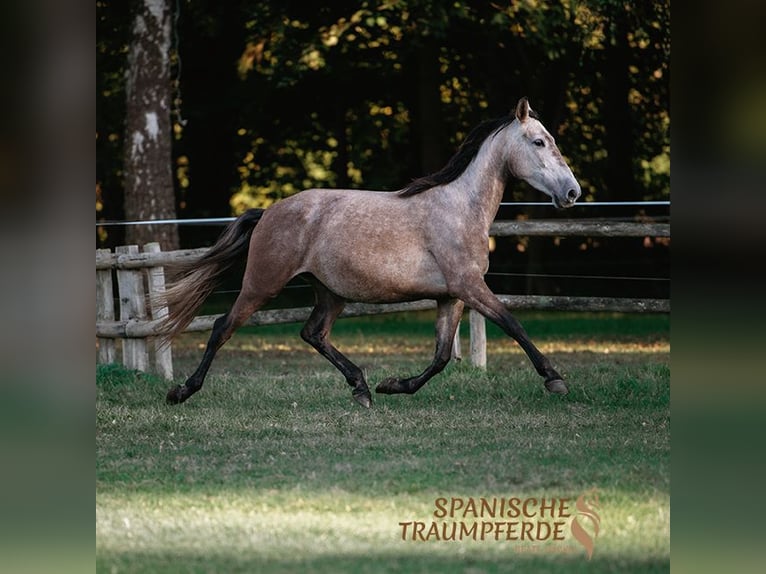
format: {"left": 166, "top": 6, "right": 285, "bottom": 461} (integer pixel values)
{"left": 96, "top": 311, "right": 670, "bottom": 573}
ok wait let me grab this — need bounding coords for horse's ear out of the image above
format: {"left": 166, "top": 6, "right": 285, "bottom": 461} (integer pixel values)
{"left": 515, "top": 97, "right": 530, "bottom": 122}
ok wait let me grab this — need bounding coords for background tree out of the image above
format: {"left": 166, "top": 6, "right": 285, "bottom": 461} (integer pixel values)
{"left": 122, "top": 0, "right": 179, "bottom": 250}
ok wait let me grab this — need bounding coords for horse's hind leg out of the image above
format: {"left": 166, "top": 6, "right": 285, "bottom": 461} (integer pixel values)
{"left": 376, "top": 298, "right": 464, "bottom": 396}
{"left": 166, "top": 285, "right": 276, "bottom": 404}
{"left": 300, "top": 281, "right": 372, "bottom": 408}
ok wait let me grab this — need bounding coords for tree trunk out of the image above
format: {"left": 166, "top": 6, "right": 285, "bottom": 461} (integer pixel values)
{"left": 123, "top": 0, "right": 179, "bottom": 250}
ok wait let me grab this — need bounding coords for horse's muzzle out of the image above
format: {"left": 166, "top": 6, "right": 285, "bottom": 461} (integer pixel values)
{"left": 553, "top": 186, "right": 581, "bottom": 209}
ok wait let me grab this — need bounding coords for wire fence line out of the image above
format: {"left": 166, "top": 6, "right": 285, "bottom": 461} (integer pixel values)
{"left": 216, "top": 271, "right": 671, "bottom": 288}
{"left": 499, "top": 201, "right": 669, "bottom": 207}
{"left": 485, "top": 271, "right": 669, "bottom": 282}
{"left": 95, "top": 201, "right": 671, "bottom": 227}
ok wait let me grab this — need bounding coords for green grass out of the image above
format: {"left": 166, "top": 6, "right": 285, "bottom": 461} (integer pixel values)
{"left": 97, "top": 311, "right": 670, "bottom": 573}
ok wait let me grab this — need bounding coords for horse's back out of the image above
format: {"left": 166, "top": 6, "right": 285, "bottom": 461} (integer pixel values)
{"left": 267, "top": 187, "right": 422, "bottom": 237}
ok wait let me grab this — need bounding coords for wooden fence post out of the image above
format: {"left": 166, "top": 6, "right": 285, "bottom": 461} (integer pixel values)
{"left": 469, "top": 308, "right": 487, "bottom": 369}
{"left": 96, "top": 248, "right": 116, "bottom": 364}
{"left": 115, "top": 245, "right": 148, "bottom": 371}
{"left": 451, "top": 328, "right": 462, "bottom": 361}
{"left": 144, "top": 242, "right": 173, "bottom": 380}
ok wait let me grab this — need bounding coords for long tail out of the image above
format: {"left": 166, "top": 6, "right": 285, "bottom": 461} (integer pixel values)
{"left": 156, "top": 208, "right": 265, "bottom": 342}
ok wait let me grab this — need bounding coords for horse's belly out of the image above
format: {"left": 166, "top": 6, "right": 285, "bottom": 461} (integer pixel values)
{"left": 308, "top": 247, "right": 447, "bottom": 303}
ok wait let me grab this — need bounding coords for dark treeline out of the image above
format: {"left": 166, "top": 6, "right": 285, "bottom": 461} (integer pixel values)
{"left": 97, "top": 0, "right": 669, "bottom": 299}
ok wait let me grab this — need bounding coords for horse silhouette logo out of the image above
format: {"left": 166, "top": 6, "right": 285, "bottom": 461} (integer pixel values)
{"left": 571, "top": 489, "right": 601, "bottom": 559}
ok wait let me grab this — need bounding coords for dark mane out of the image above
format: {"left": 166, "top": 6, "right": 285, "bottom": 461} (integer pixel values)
{"left": 398, "top": 115, "right": 514, "bottom": 197}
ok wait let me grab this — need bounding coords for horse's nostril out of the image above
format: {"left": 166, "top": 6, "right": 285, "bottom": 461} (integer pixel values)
{"left": 567, "top": 188, "right": 579, "bottom": 201}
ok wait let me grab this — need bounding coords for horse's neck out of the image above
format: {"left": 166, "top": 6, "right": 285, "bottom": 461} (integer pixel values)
{"left": 446, "top": 132, "right": 510, "bottom": 233}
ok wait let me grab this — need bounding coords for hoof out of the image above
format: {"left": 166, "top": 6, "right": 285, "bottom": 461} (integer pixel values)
{"left": 352, "top": 389, "right": 373, "bottom": 409}
{"left": 544, "top": 378, "right": 569, "bottom": 395}
{"left": 166, "top": 385, "right": 186, "bottom": 404}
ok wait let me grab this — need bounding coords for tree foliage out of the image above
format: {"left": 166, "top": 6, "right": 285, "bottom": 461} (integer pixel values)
{"left": 97, "top": 0, "right": 669, "bottom": 245}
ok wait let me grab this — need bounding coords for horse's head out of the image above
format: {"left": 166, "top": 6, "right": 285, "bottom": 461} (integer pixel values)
{"left": 507, "top": 97, "right": 581, "bottom": 209}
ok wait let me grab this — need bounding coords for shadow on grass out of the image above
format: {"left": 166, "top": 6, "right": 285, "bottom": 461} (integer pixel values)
{"left": 97, "top": 549, "right": 669, "bottom": 574}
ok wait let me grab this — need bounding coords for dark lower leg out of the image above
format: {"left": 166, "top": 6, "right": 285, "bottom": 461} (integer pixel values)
{"left": 499, "top": 314, "right": 560, "bottom": 380}
{"left": 166, "top": 313, "right": 233, "bottom": 403}
{"left": 376, "top": 299, "right": 464, "bottom": 395}
{"left": 166, "top": 289, "right": 266, "bottom": 404}
{"left": 300, "top": 286, "right": 372, "bottom": 408}
{"left": 460, "top": 284, "right": 567, "bottom": 394}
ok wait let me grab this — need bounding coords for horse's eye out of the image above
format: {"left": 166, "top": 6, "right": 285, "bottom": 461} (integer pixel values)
{"left": 533, "top": 139, "right": 545, "bottom": 147}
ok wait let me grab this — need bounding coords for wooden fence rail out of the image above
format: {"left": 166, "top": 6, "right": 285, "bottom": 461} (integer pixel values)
{"left": 96, "top": 220, "right": 670, "bottom": 378}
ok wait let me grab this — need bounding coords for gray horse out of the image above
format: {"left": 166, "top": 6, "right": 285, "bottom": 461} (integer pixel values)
{"left": 161, "top": 97, "right": 581, "bottom": 408}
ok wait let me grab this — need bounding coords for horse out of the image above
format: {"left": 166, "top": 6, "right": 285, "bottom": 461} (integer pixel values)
{"left": 160, "top": 97, "right": 581, "bottom": 408}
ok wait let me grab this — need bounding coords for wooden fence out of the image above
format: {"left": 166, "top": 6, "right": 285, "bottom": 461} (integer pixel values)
{"left": 96, "top": 219, "right": 670, "bottom": 378}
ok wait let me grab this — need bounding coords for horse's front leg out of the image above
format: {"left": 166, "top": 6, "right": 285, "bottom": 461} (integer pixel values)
{"left": 457, "top": 280, "right": 568, "bottom": 395}
{"left": 376, "top": 298, "right": 464, "bottom": 395}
